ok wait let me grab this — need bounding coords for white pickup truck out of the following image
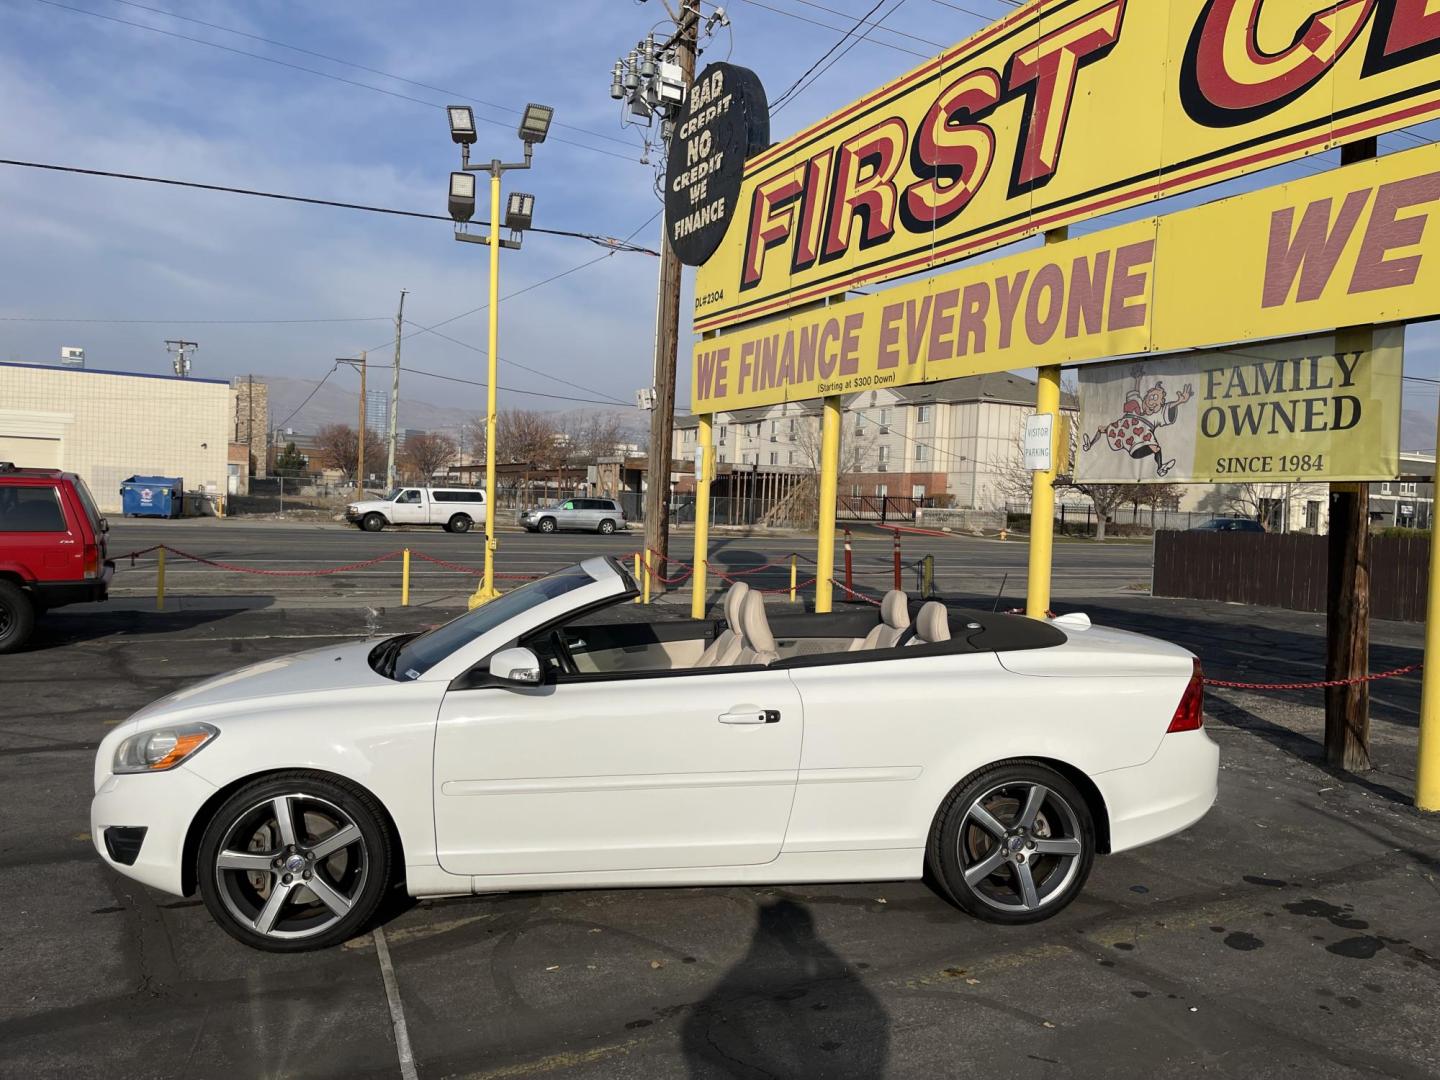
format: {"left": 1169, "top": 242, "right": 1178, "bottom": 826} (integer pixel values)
{"left": 345, "top": 486, "right": 486, "bottom": 533}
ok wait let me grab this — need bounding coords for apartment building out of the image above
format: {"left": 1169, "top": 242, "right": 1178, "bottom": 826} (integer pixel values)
{"left": 675, "top": 373, "right": 1074, "bottom": 509}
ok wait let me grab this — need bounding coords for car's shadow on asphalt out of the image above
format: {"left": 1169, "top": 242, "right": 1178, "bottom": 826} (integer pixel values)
{"left": 20, "top": 605, "right": 271, "bottom": 649}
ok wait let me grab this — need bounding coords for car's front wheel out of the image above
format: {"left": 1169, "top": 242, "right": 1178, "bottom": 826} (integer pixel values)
{"left": 928, "top": 761, "right": 1094, "bottom": 925}
{"left": 447, "top": 514, "right": 472, "bottom": 534}
{"left": 538, "top": 517, "right": 557, "bottom": 534}
{"left": 361, "top": 513, "right": 386, "bottom": 532}
{"left": 0, "top": 580, "right": 35, "bottom": 654}
{"left": 197, "top": 772, "right": 393, "bottom": 952}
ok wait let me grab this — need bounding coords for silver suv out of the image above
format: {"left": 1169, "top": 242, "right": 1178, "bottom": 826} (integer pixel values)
{"left": 520, "top": 497, "right": 628, "bottom": 535}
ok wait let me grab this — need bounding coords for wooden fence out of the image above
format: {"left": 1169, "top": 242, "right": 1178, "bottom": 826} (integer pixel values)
{"left": 1152, "top": 531, "right": 1430, "bottom": 622}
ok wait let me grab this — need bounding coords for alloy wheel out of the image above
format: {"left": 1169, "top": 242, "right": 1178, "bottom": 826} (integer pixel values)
{"left": 956, "top": 781, "right": 1084, "bottom": 913}
{"left": 213, "top": 792, "right": 369, "bottom": 940}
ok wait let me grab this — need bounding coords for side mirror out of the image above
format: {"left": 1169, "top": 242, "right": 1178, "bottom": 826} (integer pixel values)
{"left": 489, "top": 646, "right": 542, "bottom": 685}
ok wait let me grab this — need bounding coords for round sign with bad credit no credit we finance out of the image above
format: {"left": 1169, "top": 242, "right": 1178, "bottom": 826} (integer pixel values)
{"left": 665, "top": 63, "right": 769, "bottom": 267}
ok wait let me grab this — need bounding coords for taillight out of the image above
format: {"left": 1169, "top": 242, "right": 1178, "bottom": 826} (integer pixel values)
{"left": 83, "top": 545, "right": 100, "bottom": 577}
{"left": 1166, "top": 659, "right": 1204, "bottom": 733}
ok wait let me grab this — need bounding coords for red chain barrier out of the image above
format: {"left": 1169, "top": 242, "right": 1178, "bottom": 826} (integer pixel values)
{"left": 1203, "top": 663, "right": 1421, "bottom": 691}
{"left": 118, "top": 545, "right": 404, "bottom": 576}
{"left": 832, "top": 579, "right": 883, "bottom": 606}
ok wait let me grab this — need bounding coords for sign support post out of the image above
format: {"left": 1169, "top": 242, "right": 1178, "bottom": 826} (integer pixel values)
{"left": 691, "top": 414, "right": 713, "bottom": 619}
{"left": 1416, "top": 384, "right": 1440, "bottom": 811}
{"left": 814, "top": 396, "right": 842, "bottom": 613}
{"left": 1026, "top": 228, "right": 1067, "bottom": 619}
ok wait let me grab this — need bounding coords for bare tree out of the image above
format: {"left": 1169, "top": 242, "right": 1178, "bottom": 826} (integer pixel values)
{"left": 314, "top": 423, "right": 384, "bottom": 484}
{"left": 555, "top": 411, "right": 631, "bottom": 464}
{"left": 1197, "top": 481, "right": 1325, "bottom": 532}
{"left": 401, "top": 431, "right": 458, "bottom": 484}
{"left": 468, "top": 410, "right": 563, "bottom": 467}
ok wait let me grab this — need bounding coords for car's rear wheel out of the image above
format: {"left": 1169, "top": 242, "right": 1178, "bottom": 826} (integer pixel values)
{"left": 0, "top": 580, "right": 35, "bottom": 654}
{"left": 928, "top": 761, "right": 1094, "bottom": 925}
{"left": 538, "top": 517, "right": 557, "bottom": 534}
{"left": 447, "top": 514, "right": 472, "bottom": 534}
{"left": 362, "top": 513, "right": 386, "bottom": 532}
{"left": 597, "top": 518, "right": 616, "bottom": 535}
{"left": 197, "top": 772, "right": 392, "bottom": 952}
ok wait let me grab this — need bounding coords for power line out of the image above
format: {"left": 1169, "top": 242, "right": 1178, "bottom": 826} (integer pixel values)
{"left": 732, "top": 0, "right": 928, "bottom": 56}
{"left": 774, "top": 0, "right": 911, "bottom": 114}
{"left": 0, "top": 315, "right": 387, "bottom": 324}
{"left": 0, "top": 159, "right": 660, "bottom": 253}
{"left": 100, "top": 0, "right": 642, "bottom": 150}
{"left": 273, "top": 363, "right": 338, "bottom": 431}
{"left": 397, "top": 366, "right": 636, "bottom": 408}
{"left": 32, "top": 0, "right": 641, "bottom": 164}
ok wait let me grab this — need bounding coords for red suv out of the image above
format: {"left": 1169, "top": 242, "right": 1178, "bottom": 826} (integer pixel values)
{"left": 0, "top": 463, "right": 113, "bottom": 652}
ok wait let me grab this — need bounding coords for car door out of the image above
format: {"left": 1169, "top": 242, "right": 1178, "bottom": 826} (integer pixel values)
{"left": 557, "top": 499, "right": 579, "bottom": 530}
{"left": 392, "top": 489, "right": 426, "bottom": 524}
{"left": 433, "top": 668, "right": 803, "bottom": 876}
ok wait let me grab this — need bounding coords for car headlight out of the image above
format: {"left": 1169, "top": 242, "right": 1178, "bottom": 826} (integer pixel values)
{"left": 113, "top": 723, "right": 218, "bottom": 774}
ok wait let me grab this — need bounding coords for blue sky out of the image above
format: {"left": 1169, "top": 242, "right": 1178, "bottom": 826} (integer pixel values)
{"left": 1, "top": 0, "right": 1438, "bottom": 429}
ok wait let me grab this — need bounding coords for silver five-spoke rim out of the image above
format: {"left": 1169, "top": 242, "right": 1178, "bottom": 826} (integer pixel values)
{"left": 957, "top": 781, "right": 1083, "bottom": 913}
{"left": 214, "top": 793, "right": 368, "bottom": 939}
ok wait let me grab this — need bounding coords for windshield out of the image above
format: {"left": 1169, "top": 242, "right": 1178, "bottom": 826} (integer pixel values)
{"left": 383, "top": 488, "right": 403, "bottom": 501}
{"left": 387, "top": 568, "right": 593, "bottom": 680}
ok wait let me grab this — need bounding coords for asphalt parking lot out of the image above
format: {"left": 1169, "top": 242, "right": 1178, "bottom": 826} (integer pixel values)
{"left": 3, "top": 525, "right": 1438, "bottom": 1079}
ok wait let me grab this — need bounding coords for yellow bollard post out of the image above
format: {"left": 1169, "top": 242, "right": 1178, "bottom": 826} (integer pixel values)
{"left": 155, "top": 546, "right": 166, "bottom": 612}
{"left": 642, "top": 552, "right": 652, "bottom": 606}
{"left": 790, "top": 553, "right": 797, "bottom": 604}
{"left": 633, "top": 552, "right": 642, "bottom": 604}
{"left": 401, "top": 548, "right": 410, "bottom": 607}
{"left": 1026, "top": 228, "right": 1069, "bottom": 619}
{"left": 814, "top": 395, "right": 842, "bottom": 613}
{"left": 1417, "top": 392, "right": 1440, "bottom": 811}
{"left": 691, "top": 415, "right": 713, "bottom": 619}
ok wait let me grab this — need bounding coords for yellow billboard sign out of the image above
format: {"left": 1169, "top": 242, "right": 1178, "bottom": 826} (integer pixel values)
{"left": 1074, "top": 332, "right": 1402, "bottom": 484}
{"left": 693, "top": 0, "right": 1440, "bottom": 334}
{"left": 691, "top": 140, "right": 1440, "bottom": 413}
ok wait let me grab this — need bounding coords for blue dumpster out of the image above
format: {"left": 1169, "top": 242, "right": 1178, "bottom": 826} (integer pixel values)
{"left": 120, "top": 476, "right": 183, "bottom": 518}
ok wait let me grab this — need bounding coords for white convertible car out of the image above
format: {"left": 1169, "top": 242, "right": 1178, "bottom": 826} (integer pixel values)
{"left": 92, "top": 556, "right": 1218, "bottom": 952}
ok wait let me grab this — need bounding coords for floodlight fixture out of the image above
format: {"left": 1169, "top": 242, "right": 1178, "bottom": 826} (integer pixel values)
{"left": 448, "top": 171, "right": 476, "bottom": 223}
{"left": 518, "top": 103, "right": 554, "bottom": 145}
{"left": 448, "top": 105, "right": 477, "bottom": 145}
{"left": 505, "top": 191, "right": 535, "bottom": 232}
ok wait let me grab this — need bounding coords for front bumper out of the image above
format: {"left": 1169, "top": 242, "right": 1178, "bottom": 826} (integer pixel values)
{"left": 91, "top": 766, "right": 218, "bottom": 896}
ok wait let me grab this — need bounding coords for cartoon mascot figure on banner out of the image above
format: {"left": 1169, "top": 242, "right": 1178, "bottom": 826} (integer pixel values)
{"left": 1083, "top": 366, "right": 1194, "bottom": 477}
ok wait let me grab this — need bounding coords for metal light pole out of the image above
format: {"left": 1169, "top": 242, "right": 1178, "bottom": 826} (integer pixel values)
{"left": 446, "top": 104, "right": 552, "bottom": 608}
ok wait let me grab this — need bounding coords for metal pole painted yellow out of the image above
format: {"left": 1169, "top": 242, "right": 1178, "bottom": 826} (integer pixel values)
{"left": 401, "top": 548, "right": 410, "bottom": 607}
{"left": 1026, "top": 227, "right": 1068, "bottom": 620}
{"left": 814, "top": 395, "right": 842, "bottom": 613}
{"left": 469, "top": 168, "right": 503, "bottom": 610}
{"left": 642, "top": 553, "right": 652, "bottom": 605}
{"left": 1416, "top": 393, "right": 1440, "bottom": 812}
{"left": 155, "top": 546, "right": 165, "bottom": 612}
{"left": 790, "top": 553, "right": 797, "bottom": 604}
{"left": 691, "top": 414, "right": 713, "bottom": 619}
{"left": 633, "top": 552, "right": 642, "bottom": 603}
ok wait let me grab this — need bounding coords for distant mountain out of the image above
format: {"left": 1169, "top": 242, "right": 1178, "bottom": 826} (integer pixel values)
{"left": 263, "top": 375, "right": 474, "bottom": 438}
{"left": 1402, "top": 409, "right": 1435, "bottom": 455}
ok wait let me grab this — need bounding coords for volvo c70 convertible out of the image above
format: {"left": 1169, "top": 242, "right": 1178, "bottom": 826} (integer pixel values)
{"left": 92, "top": 557, "right": 1218, "bottom": 951}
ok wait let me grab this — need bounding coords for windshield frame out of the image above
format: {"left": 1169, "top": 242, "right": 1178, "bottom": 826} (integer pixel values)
{"left": 383, "top": 558, "right": 628, "bottom": 683}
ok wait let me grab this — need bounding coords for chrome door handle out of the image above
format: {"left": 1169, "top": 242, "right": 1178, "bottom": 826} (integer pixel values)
{"left": 719, "top": 709, "right": 780, "bottom": 725}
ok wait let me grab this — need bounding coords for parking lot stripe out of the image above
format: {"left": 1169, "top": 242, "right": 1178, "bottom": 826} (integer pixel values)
{"left": 373, "top": 926, "right": 420, "bottom": 1080}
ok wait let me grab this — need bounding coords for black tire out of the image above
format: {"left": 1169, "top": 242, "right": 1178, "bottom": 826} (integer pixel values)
{"left": 597, "top": 518, "right": 616, "bottom": 535}
{"left": 197, "top": 771, "right": 394, "bottom": 952}
{"left": 927, "top": 760, "right": 1095, "bottom": 925}
{"left": 0, "top": 580, "right": 35, "bottom": 654}
{"left": 538, "top": 517, "right": 557, "bottom": 534}
{"left": 362, "top": 513, "right": 386, "bottom": 533}
{"left": 447, "top": 514, "right": 472, "bottom": 534}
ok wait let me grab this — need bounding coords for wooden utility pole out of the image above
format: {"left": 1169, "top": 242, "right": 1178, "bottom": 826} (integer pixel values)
{"left": 642, "top": 0, "right": 700, "bottom": 595}
{"left": 1324, "top": 138, "right": 1378, "bottom": 772}
{"left": 386, "top": 290, "right": 407, "bottom": 490}
{"left": 356, "top": 351, "right": 367, "bottom": 499}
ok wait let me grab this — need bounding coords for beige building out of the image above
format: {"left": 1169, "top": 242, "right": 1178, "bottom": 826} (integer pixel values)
{"left": 0, "top": 362, "right": 231, "bottom": 513}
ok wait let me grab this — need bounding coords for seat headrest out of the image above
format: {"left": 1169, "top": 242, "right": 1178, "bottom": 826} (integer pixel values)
{"left": 915, "top": 601, "right": 950, "bottom": 644}
{"left": 740, "top": 591, "right": 775, "bottom": 654}
{"left": 881, "top": 590, "right": 910, "bottom": 630}
{"left": 723, "top": 581, "right": 750, "bottom": 630}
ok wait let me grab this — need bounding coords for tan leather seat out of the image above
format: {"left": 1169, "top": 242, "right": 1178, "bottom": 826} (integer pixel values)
{"left": 850, "top": 590, "right": 910, "bottom": 650}
{"left": 735, "top": 591, "right": 779, "bottom": 666}
{"left": 909, "top": 601, "right": 951, "bottom": 646}
{"left": 694, "top": 582, "right": 749, "bottom": 668}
